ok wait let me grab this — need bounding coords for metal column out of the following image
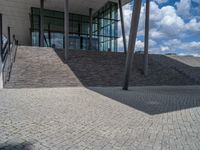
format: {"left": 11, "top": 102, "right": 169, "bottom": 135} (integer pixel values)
{"left": 123, "top": 0, "right": 142, "bottom": 90}
{"left": 0, "top": 14, "right": 2, "bottom": 88}
{"left": 0, "top": 14, "right": 2, "bottom": 62}
{"left": 64, "top": 0, "right": 69, "bottom": 61}
{"left": 48, "top": 23, "right": 51, "bottom": 47}
{"left": 89, "top": 8, "right": 93, "bottom": 50}
{"left": 144, "top": 0, "right": 150, "bottom": 76}
{"left": 8, "top": 27, "right": 11, "bottom": 52}
{"left": 118, "top": 0, "right": 127, "bottom": 54}
{"left": 40, "top": 0, "right": 44, "bottom": 47}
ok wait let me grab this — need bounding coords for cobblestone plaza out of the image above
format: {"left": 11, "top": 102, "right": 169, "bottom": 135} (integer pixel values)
{"left": 0, "top": 86, "right": 200, "bottom": 150}
{"left": 1, "top": 0, "right": 200, "bottom": 149}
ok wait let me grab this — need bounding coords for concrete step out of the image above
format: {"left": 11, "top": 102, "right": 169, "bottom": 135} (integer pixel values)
{"left": 5, "top": 46, "right": 82, "bottom": 88}
{"left": 152, "top": 55, "right": 200, "bottom": 84}
{"left": 5, "top": 46, "right": 197, "bottom": 89}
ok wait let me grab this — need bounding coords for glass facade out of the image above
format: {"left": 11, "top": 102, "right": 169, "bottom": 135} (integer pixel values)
{"left": 93, "top": 2, "right": 118, "bottom": 52}
{"left": 30, "top": 2, "right": 118, "bottom": 52}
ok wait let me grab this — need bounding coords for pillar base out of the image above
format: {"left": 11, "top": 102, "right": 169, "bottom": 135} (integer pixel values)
{"left": 0, "top": 72, "right": 3, "bottom": 89}
{"left": 122, "top": 87, "right": 128, "bottom": 91}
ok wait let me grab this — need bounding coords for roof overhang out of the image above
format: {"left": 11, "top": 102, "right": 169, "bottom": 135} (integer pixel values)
{"left": 43, "top": 0, "right": 130, "bottom": 15}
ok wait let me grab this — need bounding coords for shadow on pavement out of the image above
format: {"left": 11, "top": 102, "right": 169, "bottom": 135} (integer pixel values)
{"left": 0, "top": 143, "right": 32, "bottom": 150}
{"left": 88, "top": 86, "right": 200, "bottom": 115}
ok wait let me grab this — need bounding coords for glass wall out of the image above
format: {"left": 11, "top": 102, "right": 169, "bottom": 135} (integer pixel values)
{"left": 30, "top": 2, "right": 118, "bottom": 52}
{"left": 93, "top": 2, "right": 118, "bottom": 52}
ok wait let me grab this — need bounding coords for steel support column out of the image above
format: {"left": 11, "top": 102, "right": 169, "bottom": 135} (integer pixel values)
{"left": 0, "top": 14, "right": 2, "bottom": 62}
{"left": 48, "top": 23, "right": 51, "bottom": 47}
{"left": 118, "top": 0, "right": 127, "bottom": 54}
{"left": 0, "top": 14, "right": 2, "bottom": 88}
{"left": 64, "top": 0, "right": 69, "bottom": 61}
{"left": 122, "top": 0, "right": 142, "bottom": 90}
{"left": 89, "top": 8, "right": 93, "bottom": 50}
{"left": 8, "top": 27, "right": 11, "bottom": 52}
{"left": 144, "top": 0, "right": 150, "bottom": 76}
{"left": 40, "top": 0, "right": 44, "bottom": 47}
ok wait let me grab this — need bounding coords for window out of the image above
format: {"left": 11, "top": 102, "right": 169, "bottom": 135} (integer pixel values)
{"left": 30, "top": 1, "right": 118, "bottom": 52}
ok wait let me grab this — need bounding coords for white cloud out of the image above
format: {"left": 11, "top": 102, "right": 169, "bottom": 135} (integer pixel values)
{"left": 150, "top": 39, "right": 157, "bottom": 47}
{"left": 179, "top": 53, "right": 200, "bottom": 57}
{"left": 149, "top": 29, "right": 165, "bottom": 39}
{"left": 175, "top": 0, "right": 191, "bottom": 18}
{"left": 118, "top": 0, "right": 200, "bottom": 56}
{"left": 185, "top": 18, "right": 200, "bottom": 31}
{"left": 161, "top": 46, "right": 170, "bottom": 52}
{"left": 138, "top": 2, "right": 185, "bottom": 39}
{"left": 159, "top": 6, "right": 185, "bottom": 37}
{"left": 181, "top": 41, "right": 200, "bottom": 51}
{"left": 136, "top": 40, "right": 144, "bottom": 51}
{"left": 164, "top": 39, "right": 182, "bottom": 47}
{"left": 161, "top": 39, "right": 200, "bottom": 54}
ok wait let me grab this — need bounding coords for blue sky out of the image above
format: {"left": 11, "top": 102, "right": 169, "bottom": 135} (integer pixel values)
{"left": 118, "top": 0, "right": 200, "bottom": 56}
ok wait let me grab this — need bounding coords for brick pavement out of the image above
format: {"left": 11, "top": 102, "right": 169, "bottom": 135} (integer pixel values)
{"left": 0, "top": 86, "right": 200, "bottom": 150}
{"left": 5, "top": 46, "right": 197, "bottom": 88}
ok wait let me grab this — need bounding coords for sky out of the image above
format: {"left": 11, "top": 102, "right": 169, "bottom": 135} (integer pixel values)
{"left": 118, "top": 0, "right": 200, "bottom": 56}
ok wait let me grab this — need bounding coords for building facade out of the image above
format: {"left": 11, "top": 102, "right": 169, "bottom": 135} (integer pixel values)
{"left": 1, "top": 0, "right": 149, "bottom": 90}
{"left": 0, "top": 0, "right": 129, "bottom": 52}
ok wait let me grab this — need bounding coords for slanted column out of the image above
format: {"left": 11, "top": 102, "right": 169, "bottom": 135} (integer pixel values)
{"left": 40, "top": 0, "right": 44, "bottom": 47}
{"left": 64, "top": 0, "right": 69, "bottom": 61}
{"left": 144, "top": 0, "right": 150, "bottom": 76}
{"left": 123, "top": 0, "right": 142, "bottom": 90}
{"left": 89, "top": 8, "right": 93, "bottom": 50}
{"left": 118, "top": 0, "right": 127, "bottom": 54}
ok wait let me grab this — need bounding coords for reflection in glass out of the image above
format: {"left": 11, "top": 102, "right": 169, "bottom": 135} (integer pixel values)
{"left": 30, "top": 2, "right": 118, "bottom": 52}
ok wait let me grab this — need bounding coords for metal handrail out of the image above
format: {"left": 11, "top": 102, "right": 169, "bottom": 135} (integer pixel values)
{"left": 1, "top": 38, "right": 9, "bottom": 62}
{"left": 2, "top": 28, "right": 18, "bottom": 86}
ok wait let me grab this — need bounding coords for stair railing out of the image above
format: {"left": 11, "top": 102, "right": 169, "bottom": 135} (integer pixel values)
{"left": 1, "top": 26, "right": 18, "bottom": 87}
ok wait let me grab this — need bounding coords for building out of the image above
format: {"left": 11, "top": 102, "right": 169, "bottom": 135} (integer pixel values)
{"left": 1, "top": 0, "right": 149, "bottom": 90}
{"left": 0, "top": 0, "right": 129, "bottom": 52}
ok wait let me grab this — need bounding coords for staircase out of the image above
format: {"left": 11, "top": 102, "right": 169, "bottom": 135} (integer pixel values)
{"left": 5, "top": 46, "right": 82, "bottom": 88}
{"left": 5, "top": 46, "right": 198, "bottom": 89}
{"left": 152, "top": 55, "right": 200, "bottom": 84}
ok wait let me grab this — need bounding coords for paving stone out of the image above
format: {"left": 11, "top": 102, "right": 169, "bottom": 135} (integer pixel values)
{"left": 5, "top": 46, "right": 199, "bottom": 88}
{"left": 0, "top": 86, "right": 200, "bottom": 149}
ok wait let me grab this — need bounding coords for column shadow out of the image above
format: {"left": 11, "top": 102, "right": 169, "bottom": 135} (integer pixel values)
{"left": 88, "top": 86, "right": 200, "bottom": 115}
{"left": 0, "top": 142, "right": 32, "bottom": 150}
